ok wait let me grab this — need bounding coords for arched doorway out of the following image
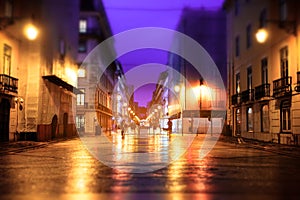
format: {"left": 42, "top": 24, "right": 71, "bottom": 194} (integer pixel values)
{"left": 0, "top": 98, "right": 11, "bottom": 142}
{"left": 51, "top": 115, "right": 58, "bottom": 139}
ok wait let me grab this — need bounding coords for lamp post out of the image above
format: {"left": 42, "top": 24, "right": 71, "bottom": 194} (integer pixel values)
{"left": 14, "top": 97, "right": 24, "bottom": 141}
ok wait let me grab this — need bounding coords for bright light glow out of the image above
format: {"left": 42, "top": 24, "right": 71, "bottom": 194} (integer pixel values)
{"left": 256, "top": 28, "right": 268, "bottom": 43}
{"left": 174, "top": 85, "right": 180, "bottom": 93}
{"left": 78, "top": 69, "right": 86, "bottom": 77}
{"left": 24, "top": 24, "right": 39, "bottom": 40}
{"left": 65, "top": 67, "right": 77, "bottom": 85}
{"left": 193, "top": 85, "right": 212, "bottom": 101}
{"left": 117, "top": 94, "right": 122, "bottom": 101}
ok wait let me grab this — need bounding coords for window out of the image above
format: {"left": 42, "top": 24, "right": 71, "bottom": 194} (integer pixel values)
{"left": 235, "top": 36, "right": 240, "bottom": 57}
{"left": 4, "top": 0, "right": 13, "bottom": 17}
{"left": 234, "top": 0, "right": 240, "bottom": 16}
{"left": 79, "top": 19, "right": 87, "bottom": 33}
{"left": 78, "top": 40, "right": 87, "bottom": 53}
{"left": 281, "top": 100, "right": 291, "bottom": 132}
{"left": 236, "top": 108, "right": 241, "bottom": 135}
{"left": 78, "top": 69, "right": 86, "bottom": 78}
{"left": 246, "top": 24, "right": 252, "bottom": 49}
{"left": 259, "top": 9, "right": 267, "bottom": 28}
{"left": 77, "top": 89, "right": 85, "bottom": 105}
{"left": 3, "top": 44, "right": 11, "bottom": 75}
{"left": 247, "top": 66, "right": 252, "bottom": 90}
{"left": 280, "top": 47, "right": 288, "bottom": 78}
{"left": 279, "top": 0, "right": 287, "bottom": 22}
{"left": 236, "top": 73, "right": 240, "bottom": 93}
{"left": 261, "top": 58, "right": 268, "bottom": 84}
{"left": 247, "top": 107, "right": 253, "bottom": 132}
{"left": 76, "top": 115, "right": 85, "bottom": 131}
{"left": 261, "top": 105, "right": 269, "bottom": 132}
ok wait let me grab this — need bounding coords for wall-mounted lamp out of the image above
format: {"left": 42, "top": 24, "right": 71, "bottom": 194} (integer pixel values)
{"left": 255, "top": 20, "right": 296, "bottom": 43}
{"left": 0, "top": 17, "right": 39, "bottom": 40}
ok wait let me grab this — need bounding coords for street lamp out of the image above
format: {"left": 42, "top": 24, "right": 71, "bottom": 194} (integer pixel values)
{"left": 0, "top": 17, "right": 40, "bottom": 40}
{"left": 255, "top": 28, "right": 268, "bottom": 43}
{"left": 255, "top": 20, "right": 296, "bottom": 43}
{"left": 24, "top": 23, "right": 39, "bottom": 40}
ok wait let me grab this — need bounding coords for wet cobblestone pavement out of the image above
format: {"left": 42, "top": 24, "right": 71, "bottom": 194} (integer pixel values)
{"left": 0, "top": 132, "right": 300, "bottom": 199}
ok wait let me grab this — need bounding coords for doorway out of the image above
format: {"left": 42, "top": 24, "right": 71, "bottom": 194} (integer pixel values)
{"left": 0, "top": 98, "right": 11, "bottom": 142}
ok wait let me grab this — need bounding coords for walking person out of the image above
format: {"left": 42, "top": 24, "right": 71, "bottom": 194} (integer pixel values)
{"left": 121, "top": 120, "right": 125, "bottom": 139}
{"left": 167, "top": 118, "right": 173, "bottom": 137}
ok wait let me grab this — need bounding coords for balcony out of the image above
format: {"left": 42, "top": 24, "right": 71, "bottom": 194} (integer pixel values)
{"left": 240, "top": 89, "right": 254, "bottom": 103}
{"left": 254, "top": 84, "right": 270, "bottom": 100}
{"left": 273, "top": 76, "right": 292, "bottom": 98}
{"left": 231, "top": 93, "right": 240, "bottom": 106}
{"left": 0, "top": 74, "right": 18, "bottom": 94}
{"left": 295, "top": 72, "right": 300, "bottom": 92}
{"left": 79, "top": 28, "right": 103, "bottom": 40}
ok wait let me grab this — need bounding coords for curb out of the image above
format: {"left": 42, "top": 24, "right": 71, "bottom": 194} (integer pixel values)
{"left": 0, "top": 136, "right": 79, "bottom": 156}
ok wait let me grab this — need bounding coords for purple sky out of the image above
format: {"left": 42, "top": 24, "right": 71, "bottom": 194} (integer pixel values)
{"left": 102, "top": 0, "right": 224, "bottom": 107}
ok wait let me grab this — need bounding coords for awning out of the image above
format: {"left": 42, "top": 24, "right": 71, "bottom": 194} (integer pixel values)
{"left": 42, "top": 75, "right": 83, "bottom": 94}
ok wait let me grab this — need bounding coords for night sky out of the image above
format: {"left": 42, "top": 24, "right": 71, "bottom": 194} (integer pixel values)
{"left": 102, "top": 0, "right": 225, "bottom": 107}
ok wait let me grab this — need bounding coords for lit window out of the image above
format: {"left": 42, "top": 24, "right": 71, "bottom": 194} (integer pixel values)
{"left": 235, "top": 108, "right": 241, "bottom": 135}
{"left": 247, "top": 107, "right": 253, "bottom": 132}
{"left": 236, "top": 73, "right": 240, "bottom": 93}
{"left": 247, "top": 66, "right": 252, "bottom": 90}
{"left": 79, "top": 19, "right": 87, "bottom": 33}
{"left": 78, "top": 69, "right": 86, "bottom": 77}
{"left": 76, "top": 115, "right": 85, "bottom": 131}
{"left": 77, "top": 89, "right": 85, "bottom": 105}
{"left": 3, "top": 44, "right": 12, "bottom": 75}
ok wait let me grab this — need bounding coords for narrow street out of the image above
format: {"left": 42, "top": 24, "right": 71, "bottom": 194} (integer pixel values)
{"left": 0, "top": 131, "right": 300, "bottom": 199}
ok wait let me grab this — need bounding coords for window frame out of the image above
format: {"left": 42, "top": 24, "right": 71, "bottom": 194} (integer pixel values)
{"left": 261, "top": 57, "right": 268, "bottom": 84}
{"left": 79, "top": 19, "right": 87, "bottom": 33}
{"left": 76, "top": 88, "right": 85, "bottom": 106}
{"left": 280, "top": 100, "right": 291, "bottom": 133}
{"left": 246, "top": 24, "right": 252, "bottom": 49}
{"left": 261, "top": 104, "right": 270, "bottom": 132}
{"left": 3, "top": 44, "right": 12, "bottom": 75}
{"left": 247, "top": 107, "right": 254, "bottom": 132}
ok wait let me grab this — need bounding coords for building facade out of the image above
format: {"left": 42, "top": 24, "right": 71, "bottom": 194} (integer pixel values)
{"left": 0, "top": 0, "right": 81, "bottom": 141}
{"left": 167, "top": 8, "right": 227, "bottom": 134}
{"left": 225, "top": 0, "right": 300, "bottom": 145}
{"left": 76, "top": 0, "right": 119, "bottom": 135}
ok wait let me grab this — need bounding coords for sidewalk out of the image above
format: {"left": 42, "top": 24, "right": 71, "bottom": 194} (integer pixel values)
{"left": 219, "top": 135, "right": 300, "bottom": 158}
{"left": 0, "top": 136, "right": 78, "bottom": 156}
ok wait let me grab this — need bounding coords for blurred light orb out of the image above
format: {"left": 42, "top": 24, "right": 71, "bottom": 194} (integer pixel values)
{"left": 256, "top": 28, "right": 268, "bottom": 43}
{"left": 24, "top": 24, "right": 39, "bottom": 40}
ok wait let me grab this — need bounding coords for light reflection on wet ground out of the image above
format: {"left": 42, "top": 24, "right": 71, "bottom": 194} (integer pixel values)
{"left": 0, "top": 131, "right": 300, "bottom": 199}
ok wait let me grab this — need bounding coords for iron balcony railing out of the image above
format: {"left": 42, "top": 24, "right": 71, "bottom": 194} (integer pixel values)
{"left": 295, "top": 72, "right": 300, "bottom": 92}
{"left": 241, "top": 89, "right": 254, "bottom": 103}
{"left": 0, "top": 74, "right": 18, "bottom": 93}
{"left": 255, "top": 83, "right": 270, "bottom": 100}
{"left": 273, "top": 76, "right": 292, "bottom": 98}
{"left": 231, "top": 93, "right": 240, "bottom": 106}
